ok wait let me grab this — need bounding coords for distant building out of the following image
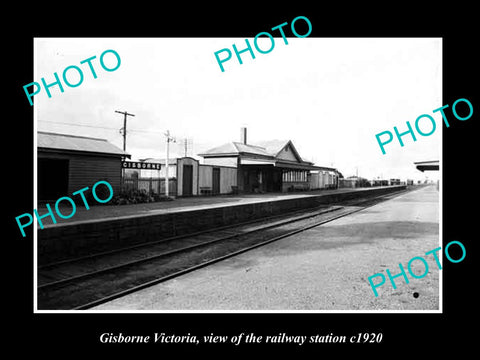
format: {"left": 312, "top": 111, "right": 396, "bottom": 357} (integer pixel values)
{"left": 37, "top": 131, "right": 129, "bottom": 201}
{"left": 339, "top": 178, "right": 357, "bottom": 188}
{"left": 371, "top": 179, "right": 389, "bottom": 187}
{"left": 339, "top": 176, "right": 371, "bottom": 188}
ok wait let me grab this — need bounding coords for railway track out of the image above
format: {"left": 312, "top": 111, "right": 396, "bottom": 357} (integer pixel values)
{"left": 37, "top": 188, "right": 409, "bottom": 310}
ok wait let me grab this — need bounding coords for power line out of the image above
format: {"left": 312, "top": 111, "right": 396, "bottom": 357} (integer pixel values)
{"left": 129, "top": 129, "right": 164, "bottom": 134}
{"left": 38, "top": 120, "right": 118, "bottom": 130}
{"left": 38, "top": 120, "right": 165, "bottom": 134}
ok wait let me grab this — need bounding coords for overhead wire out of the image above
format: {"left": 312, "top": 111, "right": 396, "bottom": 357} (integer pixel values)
{"left": 38, "top": 120, "right": 165, "bottom": 134}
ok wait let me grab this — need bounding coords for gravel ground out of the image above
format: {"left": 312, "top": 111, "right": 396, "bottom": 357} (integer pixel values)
{"left": 93, "top": 185, "right": 439, "bottom": 311}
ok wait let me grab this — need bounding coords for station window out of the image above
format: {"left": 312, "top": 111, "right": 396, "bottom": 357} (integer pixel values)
{"left": 281, "top": 170, "right": 309, "bottom": 182}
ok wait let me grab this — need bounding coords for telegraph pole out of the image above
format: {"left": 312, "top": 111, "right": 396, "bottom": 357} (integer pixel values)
{"left": 164, "top": 130, "right": 176, "bottom": 197}
{"left": 183, "top": 138, "right": 193, "bottom": 157}
{"left": 115, "top": 110, "right": 135, "bottom": 152}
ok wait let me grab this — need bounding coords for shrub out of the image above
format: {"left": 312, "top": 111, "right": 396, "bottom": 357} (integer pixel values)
{"left": 110, "top": 189, "right": 173, "bottom": 205}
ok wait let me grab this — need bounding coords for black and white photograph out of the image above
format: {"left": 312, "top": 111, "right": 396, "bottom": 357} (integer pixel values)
{"left": 9, "top": 6, "right": 477, "bottom": 355}
{"left": 32, "top": 37, "right": 442, "bottom": 312}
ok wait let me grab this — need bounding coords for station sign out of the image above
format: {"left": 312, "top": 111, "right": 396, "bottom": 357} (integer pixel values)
{"left": 122, "top": 161, "right": 161, "bottom": 170}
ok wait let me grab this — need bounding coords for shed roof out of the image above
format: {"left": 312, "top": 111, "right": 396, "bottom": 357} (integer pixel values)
{"left": 38, "top": 131, "right": 130, "bottom": 157}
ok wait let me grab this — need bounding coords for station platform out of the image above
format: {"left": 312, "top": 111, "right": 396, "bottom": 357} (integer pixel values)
{"left": 37, "top": 185, "right": 407, "bottom": 265}
{"left": 92, "top": 185, "right": 440, "bottom": 311}
{"left": 40, "top": 186, "right": 403, "bottom": 226}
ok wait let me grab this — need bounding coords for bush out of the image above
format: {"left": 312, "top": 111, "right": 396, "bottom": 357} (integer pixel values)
{"left": 110, "top": 189, "right": 173, "bottom": 205}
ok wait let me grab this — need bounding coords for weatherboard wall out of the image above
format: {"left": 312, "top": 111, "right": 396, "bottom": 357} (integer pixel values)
{"left": 38, "top": 150, "right": 123, "bottom": 196}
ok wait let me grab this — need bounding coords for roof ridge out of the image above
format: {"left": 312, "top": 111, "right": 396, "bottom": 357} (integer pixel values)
{"left": 232, "top": 141, "right": 267, "bottom": 150}
{"left": 38, "top": 131, "right": 108, "bottom": 142}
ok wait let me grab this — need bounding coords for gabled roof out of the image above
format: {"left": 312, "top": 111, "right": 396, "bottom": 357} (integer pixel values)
{"left": 199, "top": 142, "right": 272, "bottom": 157}
{"left": 200, "top": 138, "right": 338, "bottom": 171}
{"left": 199, "top": 139, "right": 310, "bottom": 164}
{"left": 200, "top": 142, "right": 238, "bottom": 155}
{"left": 256, "top": 139, "right": 305, "bottom": 163}
{"left": 233, "top": 142, "right": 272, "bottom": 156}
{"left": 38, "top": 131, "right": 130, "bottom": 158}
{"left": 254, "top": 139, "right": 289, "bottom": 156}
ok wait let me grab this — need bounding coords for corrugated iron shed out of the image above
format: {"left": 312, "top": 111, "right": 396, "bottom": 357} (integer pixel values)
{"left": 38, "top": 131, "right": 130, "bottom": 158}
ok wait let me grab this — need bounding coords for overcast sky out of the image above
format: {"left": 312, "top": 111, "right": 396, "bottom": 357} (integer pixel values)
{"left": 35, "top": 37, "right": 441, "bottom": 181}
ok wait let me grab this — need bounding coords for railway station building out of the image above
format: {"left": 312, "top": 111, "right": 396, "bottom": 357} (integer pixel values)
{"left": 123, "top": 128, "right": 338, "bottom": 196}
{"left": 198, "top": 128, "right": 338, "bottom": 194}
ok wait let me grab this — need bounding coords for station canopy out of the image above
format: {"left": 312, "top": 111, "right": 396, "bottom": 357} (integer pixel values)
{"left": 414, "top": 160, "right": 439, "bottom": 172}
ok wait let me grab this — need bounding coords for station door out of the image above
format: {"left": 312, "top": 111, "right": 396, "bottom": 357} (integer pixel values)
{"left": 38, "top": 158, "right": 69, "bottom": 201}
{"left": 212, "top": 168, "right": 220, "bottom": 195}
{"left": 182, "top": 164, "right": 193, "bottom": 196}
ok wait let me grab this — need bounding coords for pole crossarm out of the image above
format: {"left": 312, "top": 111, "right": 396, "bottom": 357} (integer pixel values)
{"left": 115, "top": 110, "right": 135, "bottom": 152}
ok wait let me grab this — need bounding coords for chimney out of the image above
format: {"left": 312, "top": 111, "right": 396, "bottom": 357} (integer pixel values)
{"left": 240, "top": 127, "right": 247, "bottom": 144}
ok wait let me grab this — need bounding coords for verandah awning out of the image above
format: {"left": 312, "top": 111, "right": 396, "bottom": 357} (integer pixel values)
{"left": 414, "top": 160, "right": 439, "bottom": 172}
{"left": 240, "top": 158, "right": 337, "bottom": 172}
{"left": 240, "top": 159, "right": 276, "bottom": 166}
{"left": 276, "top": 161, "right": 336, "bottom": 171}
